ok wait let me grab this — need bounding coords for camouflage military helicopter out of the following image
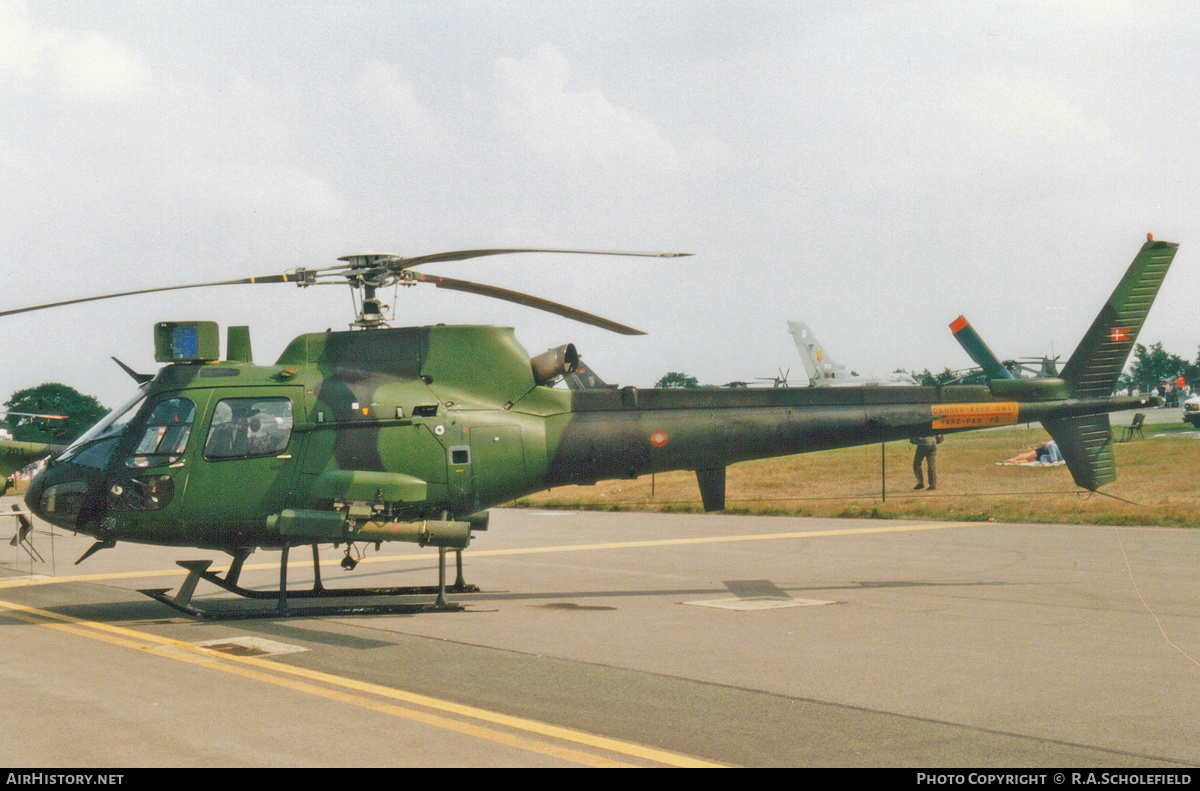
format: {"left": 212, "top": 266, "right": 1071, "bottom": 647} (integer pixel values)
{"left": 0, "top": 410, "right": 67, "bottom": 495}
{"left": 0, "top": 238, "right": 1177, "bottom": 618}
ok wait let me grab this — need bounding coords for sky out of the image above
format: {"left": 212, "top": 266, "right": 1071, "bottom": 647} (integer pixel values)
{"left": 2, "top": 0, "right": 1198, "bottom": 408}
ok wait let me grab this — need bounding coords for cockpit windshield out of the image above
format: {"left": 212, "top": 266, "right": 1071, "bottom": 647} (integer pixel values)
{"left": 56, "top": 386, "right": 149, "bottom": 462}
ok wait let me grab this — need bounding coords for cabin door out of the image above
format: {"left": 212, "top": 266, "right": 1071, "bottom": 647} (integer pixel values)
{"left": 181, "top": 386, "right": 306, "bottom": 546}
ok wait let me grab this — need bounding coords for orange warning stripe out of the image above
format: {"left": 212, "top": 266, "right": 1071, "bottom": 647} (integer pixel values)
{"left": 931, "top": 402, "right": 1019, "bottom": 429}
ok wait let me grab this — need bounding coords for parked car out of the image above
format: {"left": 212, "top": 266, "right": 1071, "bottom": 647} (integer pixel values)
{"left": 1184, "top": 394, "right": 1200, "bottom": 428}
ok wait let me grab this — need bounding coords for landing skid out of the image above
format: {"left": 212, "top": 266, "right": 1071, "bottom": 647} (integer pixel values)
{"left": 138, "top": 543, "right": 479, "bottom": 620}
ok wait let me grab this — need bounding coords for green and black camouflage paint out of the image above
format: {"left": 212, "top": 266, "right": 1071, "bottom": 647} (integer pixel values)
{"left": 18, "top": 239, "right": 1176, "bottom": 552}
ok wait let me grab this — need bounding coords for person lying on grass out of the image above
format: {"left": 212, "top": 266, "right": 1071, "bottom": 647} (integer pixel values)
{"left": 1003, "top": 441, "right": 1062, "bottom": 465}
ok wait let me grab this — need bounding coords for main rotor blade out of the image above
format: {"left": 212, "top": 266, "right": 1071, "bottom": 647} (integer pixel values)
{"left": 395, "top": 248, "right": 691, "bottom": 271}
{"left": 0, "top": 273, "right": 300, "bottom": 318}
{"left": 0, "top": 248, "right": 688, "bottom": 322}
{"left": 412, "top": 273, "right": 646, "bottom": 335}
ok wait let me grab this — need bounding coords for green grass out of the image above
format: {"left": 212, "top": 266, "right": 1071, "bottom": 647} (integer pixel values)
{"left": 512, "top": 418, "right": 1200, "bottom": 527}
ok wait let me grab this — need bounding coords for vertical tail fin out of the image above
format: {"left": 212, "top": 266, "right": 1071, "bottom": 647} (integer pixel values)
{"left": 1041, "top": 414, "right": 1118, "bottom": 490}
{"left": 788, "top": 321, "right": 848, "bottom": 385}
{"left": 563, "top": 356, "right": 615, "bottom": 390}
{"left": 1059, "top": 237, "right": 1179, "bottom": 398}
{"left": 1043, "top": 237, "right": 1178, "bottom": 490}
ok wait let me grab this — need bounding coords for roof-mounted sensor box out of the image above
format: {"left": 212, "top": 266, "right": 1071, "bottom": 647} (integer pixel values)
{"left": 154, "top": 321, "right": 220, "bottom": 363}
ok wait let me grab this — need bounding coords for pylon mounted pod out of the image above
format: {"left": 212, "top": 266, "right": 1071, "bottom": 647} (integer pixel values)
{"left": 269, "top": 509, "right": 471, "bottom": 549}
{"left": 354, "top": 519, "right": 472, "bottom": 549}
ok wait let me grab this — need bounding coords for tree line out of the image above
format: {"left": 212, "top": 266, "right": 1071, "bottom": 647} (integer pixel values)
{"left": 2, "top": 383, "right": 107, "bottom": 444}
{"left": 892, "top": 343, "right": 1200, "bottom": 390}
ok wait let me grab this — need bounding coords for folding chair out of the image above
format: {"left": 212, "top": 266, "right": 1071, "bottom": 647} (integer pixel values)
{"left": 1119, "top": 413, "right": 1145, "bottom": 442}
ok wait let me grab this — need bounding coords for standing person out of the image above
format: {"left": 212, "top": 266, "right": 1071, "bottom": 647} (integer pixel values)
{"left": 911, "top": 435, "right": 942, "bottom": 490}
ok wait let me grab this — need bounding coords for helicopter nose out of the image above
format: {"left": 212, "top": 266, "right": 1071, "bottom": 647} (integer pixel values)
{"left": 23, "top": 473, "right": 46, "bottom": 517}
{"left": 24, "top": 464, "right": 93, "bottom": 530}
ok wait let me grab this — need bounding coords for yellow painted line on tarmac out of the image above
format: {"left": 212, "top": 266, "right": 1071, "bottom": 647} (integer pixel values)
{"left": 0, "top": 597, "right": 722, "bottom": 768}
{"left": 0, "top": 568, "right": 196, "bottom": 588}
{"left": 0, "top": 520, "right": 975, "bottom": 763}
{"left": 0, "top": 520, "right": 979, "bottom": 590}
{"left": 464, "top": 520, "right": 980, "bottom": 558}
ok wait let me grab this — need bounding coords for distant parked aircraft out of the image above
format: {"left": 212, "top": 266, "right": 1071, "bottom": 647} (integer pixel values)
{"left": 788, "top": 321, "right": 916, "bottom": 387}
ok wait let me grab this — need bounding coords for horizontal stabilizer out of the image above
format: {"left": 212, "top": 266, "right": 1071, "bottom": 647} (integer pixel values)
{"left": 1041, "top": 414, "right": 1116, "bottom": 491}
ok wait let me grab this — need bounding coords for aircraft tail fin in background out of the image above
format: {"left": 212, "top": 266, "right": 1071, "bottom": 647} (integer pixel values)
{"left": 1040, "top": 237, "right": 1178, "bottom": 490}
{"left": 563, "top": 357, "right": 616, "bottom": 390}
{"left": 788, "top": 321, "right": 849, "bottom": 385}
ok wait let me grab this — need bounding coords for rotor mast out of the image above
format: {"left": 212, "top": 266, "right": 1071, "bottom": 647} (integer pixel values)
{"left": 337, "top": 253, "right": 402, "bottom": 329}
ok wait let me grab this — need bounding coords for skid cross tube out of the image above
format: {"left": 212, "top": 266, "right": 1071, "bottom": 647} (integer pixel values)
{"left": 137, "top": 542, "right": 475, "bottom": 619}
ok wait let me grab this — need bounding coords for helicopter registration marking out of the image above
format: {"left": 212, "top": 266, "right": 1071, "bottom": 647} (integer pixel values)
{"left": 931, "top": 402, "right": 1019, "bottom": 429}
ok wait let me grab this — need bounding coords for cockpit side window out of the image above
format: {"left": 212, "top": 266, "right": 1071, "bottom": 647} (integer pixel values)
{"left": 126, "top": 397, "right": 195, "bottom": 469}
{"left": 71, "top": 436, "right": 123, "bottom": 470}
{"left": 204, "top": 397, "right": 293, "bottom": 460}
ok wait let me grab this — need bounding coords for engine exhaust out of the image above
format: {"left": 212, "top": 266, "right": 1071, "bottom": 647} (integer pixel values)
{"left": 530, "top": 344, "right": 580, "bottom": 385}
